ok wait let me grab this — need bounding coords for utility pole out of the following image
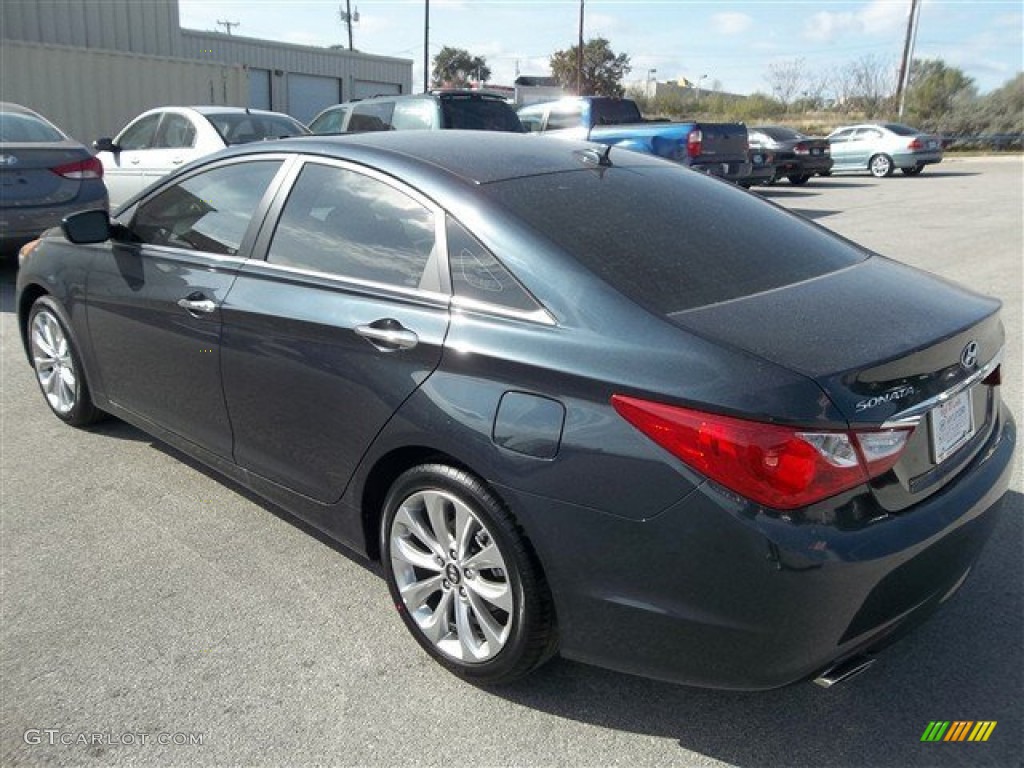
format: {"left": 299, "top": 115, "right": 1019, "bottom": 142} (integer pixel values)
{"left": 577, "top": 0, "right": 585, "bottom": 95}
{"left": 423, "top": 0, "right": 430, "bottom": 92}
{"left": 216, "top": 20, "right": 240, "bottom": 36}
{"left": 339, "top": 1, "right": 359, "bottom": 50}
{"left": 895, "top": 0, "right": 920, "bottom": 118}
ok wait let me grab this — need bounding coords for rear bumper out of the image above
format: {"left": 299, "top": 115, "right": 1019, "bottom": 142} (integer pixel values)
{"left": 689, "top": 159, "right": 752, "bottom": 184}
{"left": 775, "top": 156, "right": 834, "bottom": 176}
{"left": 502, "top": 402, "right": 1015, "bottom": 689}
{"left": 0, "top": 190, "right": 108, "bottom": 246}
{"left": 894, "top": 150, "right": 943, "bottom": 169}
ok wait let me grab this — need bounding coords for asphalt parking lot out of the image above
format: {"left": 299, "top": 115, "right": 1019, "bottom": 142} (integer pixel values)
{"left": 2, "top": 156, "right": 1021, "bottom": 767}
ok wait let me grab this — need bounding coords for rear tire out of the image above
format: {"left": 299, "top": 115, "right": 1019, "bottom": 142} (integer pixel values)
{"left": 869, "top": 154, "right": 894, "bottom": 178}
{"left": 788, "top": 174, "right": 811, "bottom": 185}
{"left": 381, "top": 464, "right": 556, "bottom": 684}
{"left": 901, "top": 166, "right": 924, "bottom": 176}
{"left": 27, "top": 296, "right": 104, "bottom": 427}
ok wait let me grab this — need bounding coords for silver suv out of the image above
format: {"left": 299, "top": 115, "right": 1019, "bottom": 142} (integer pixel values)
{"left": 308, "top": 90, "right": 523, "bottom": 134}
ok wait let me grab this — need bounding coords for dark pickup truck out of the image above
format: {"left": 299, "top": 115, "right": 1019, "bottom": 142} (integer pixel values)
{"left": 518, "top": 97, "right": 751, "bottom": 184}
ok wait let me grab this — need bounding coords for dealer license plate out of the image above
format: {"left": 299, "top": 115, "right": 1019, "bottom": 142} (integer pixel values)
{"left": 930, "top": 389, "right": 974, "bottom": 464}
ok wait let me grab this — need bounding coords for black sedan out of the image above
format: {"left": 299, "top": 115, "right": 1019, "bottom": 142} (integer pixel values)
{"left": 15, "top": 132, "right": 1015, "bottom": 689}
{"left": 749, "top": 124, "right": 833, "bottom": 185}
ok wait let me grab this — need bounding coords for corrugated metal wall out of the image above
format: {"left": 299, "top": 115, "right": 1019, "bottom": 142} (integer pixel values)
{"left": 181, "top": 31, "right": 412, "bottom": 110}
{"left": 0, "top": 41, "right": 245, "bottom": 144}
{"left": 1, "top": 0, "right": 182, "bottom": 56}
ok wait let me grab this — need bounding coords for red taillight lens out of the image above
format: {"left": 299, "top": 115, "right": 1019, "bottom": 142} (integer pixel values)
{"left": 908, "top": 138, "right": 923, "bottom": 150}
{"left": 51, "top": 157, "right": 103, "bottom": 179}
{"left": 794, "top": 142, "right": 809, "bottom": 155}
{"left": 687, "top": 128, "right": 702, "bottom": 158}
{"left": 611, "top": 395, "right": 913, "bottom": 510}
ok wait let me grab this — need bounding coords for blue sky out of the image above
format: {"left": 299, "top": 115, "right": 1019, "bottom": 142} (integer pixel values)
{"left": 178, "top": 1, "right": 1023, "bottom": 96}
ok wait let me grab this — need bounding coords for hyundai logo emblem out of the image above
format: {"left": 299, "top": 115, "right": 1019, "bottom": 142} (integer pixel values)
{"left": 960, "top": 340, "right": 979, "bottom": 370}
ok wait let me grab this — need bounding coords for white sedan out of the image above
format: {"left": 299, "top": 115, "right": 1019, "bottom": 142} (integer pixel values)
{"left": 94, "top": 106, "right": 308, "bottom": 206}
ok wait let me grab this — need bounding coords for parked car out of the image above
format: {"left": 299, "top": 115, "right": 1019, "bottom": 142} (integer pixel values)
{"left": 16, "top": 132, "right": 1014, "bottom": 690}
{"left": 749, "top": 125, "right": 832, "bottom": 185}
{"left": 94, "top": 106, "right": 309, "bottom": 206}
{"left": 518, "top": 96, "right": 751, "bottom": 184}
{"left": 0, "top": 102, "right": 107, "bottom": 255}
{"left": 308, "top": 91, "right": 524, "bottom": 135}
{"left": 826, "top": 123, "right": 943, "bottom": 177}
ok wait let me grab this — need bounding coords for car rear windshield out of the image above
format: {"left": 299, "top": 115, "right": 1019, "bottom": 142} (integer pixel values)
{"left": 0, "top": 113, "right": 64, "bottom": 143}
{"left": 484, "top": 165, "right": 867, "bottom": 314}
{"left": 441, "top": 98, "right": 523, "bottom": 132}
{"left": 591, "top": 99, "right": 643, "bottom": 125}
{"left": 883, "top": 123, "right": 919, "bottom": 136}
{"left": 204, "top": 113, "right": 308, "bottom": 144}
{"left": 758, "top": 126, "right": 803, "bottom": 141}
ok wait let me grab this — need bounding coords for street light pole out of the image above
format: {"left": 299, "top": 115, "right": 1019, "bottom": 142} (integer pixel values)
{"left": 423, "top": 0, "right": 430, "bottom": 92}
{"left": 339, "top": 1, "right": 359, "bottom": 50}
{"left": 647, "top": 68, "right": 657, "bottom": 100}
{"left": 577, "top": 0, "right": 585, "bottom": 95}
{"left": 696, "top": 73, "right": 708, "bottom": 103}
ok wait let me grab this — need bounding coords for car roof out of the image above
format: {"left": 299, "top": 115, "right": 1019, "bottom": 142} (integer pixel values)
{"left": 189, "top": 106, "right": 295, "bottom": 117}
{"left": 228, "top": 130, "right": 660, "bottom": 185}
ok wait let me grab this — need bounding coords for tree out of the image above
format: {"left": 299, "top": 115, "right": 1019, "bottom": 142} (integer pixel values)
{"left": 904, "top": 59, "right": 976, "bottom": 124}
{"left": 764, "top": 58, "right": 808, "bottom": 108}
{"left": 844, "top": 54, "right": 897, "bottom": 117}
{"left": 550, "top": 37, "right": 631, "bottom": 97}
{"left": 431, "top": 46, "right": 491, "bottom": 88}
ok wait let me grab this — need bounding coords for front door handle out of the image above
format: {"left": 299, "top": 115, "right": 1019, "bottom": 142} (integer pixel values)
{"left": 355, "top": 320, "right": 419, "bottom": 351}
{"left": 177, "top": 296, "right": 217, "bottom": 315}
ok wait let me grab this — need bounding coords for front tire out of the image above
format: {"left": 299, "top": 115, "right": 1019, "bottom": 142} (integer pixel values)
{"left": 28, "top": 296, "right": 104, "bottom": 427}
{"left": 381, "top": 464, "right": 556, "bottom": 684}
{"left": 869, "top": 154, "right": 894, "bottom": 178}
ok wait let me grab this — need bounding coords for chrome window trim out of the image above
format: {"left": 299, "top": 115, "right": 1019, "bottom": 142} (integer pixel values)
{"left": 882, "top": 347, "right": 1004, "bottom": 429}
{"left": 451, "top": 295, "right": 557, "bottom": 326}
{"left": 239, "top": 259, "right": 451, "bottom": 308}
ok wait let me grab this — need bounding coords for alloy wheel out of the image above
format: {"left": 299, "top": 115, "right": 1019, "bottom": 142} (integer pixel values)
{"left": 30, "top": 308, "right": 78, "bottom": 415}
{"left": 389, "top": 489, "right": 514, "bottom": 663}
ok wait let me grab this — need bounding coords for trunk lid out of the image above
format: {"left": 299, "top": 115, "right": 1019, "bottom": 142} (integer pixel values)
{"left": 669, "top": 256, "right": 1005, "bottom": 511}
{"left": 0, "top": 144, "right": 88, "bottom": 206}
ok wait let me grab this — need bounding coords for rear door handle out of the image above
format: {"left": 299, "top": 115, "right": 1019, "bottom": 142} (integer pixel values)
{"left": 355, "top": 320, "right": 418, "bottom": 351}
{"left": 177, "top": 296, "right": 217, "bottom": 315}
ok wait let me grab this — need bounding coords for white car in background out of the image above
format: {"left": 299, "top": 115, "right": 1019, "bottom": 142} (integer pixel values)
{"left": 94, "top": 106, "right": 308, "bottom": 206}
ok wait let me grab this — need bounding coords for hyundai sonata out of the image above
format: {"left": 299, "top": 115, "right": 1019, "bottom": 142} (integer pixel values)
{"left": 16, "top": 132, "right": 1014, "bottom": 689}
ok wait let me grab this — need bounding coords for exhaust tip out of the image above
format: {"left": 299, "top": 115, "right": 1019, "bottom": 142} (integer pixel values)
{"left": 813, "top": 655, "right": 876, "bottom": 688}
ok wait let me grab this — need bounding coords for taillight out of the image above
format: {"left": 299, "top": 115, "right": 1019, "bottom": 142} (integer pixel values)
{"left": 794, "top": 142, "right": 809, "bottom": 155}
{"left": 687, "top": 129, "right": 702, "bottom": 158}
{"left": 611, "top": 395, "right": 913, "bottom": 510}
{"left": 908, "top": 138, "right": 923, "bottom": 150}
{"left": 51, "top": 157, "right": 103, "bottom": 179}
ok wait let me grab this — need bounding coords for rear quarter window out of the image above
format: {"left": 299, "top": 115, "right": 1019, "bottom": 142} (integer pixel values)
{"left": 484, "top": 165, "right": 866, "bottom": 314}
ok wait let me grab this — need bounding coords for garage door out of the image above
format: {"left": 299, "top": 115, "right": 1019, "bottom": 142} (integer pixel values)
{"left": 287, "top": 74, "right": 341, "bottom": 124}
{"left": 353, "top": 81, "right": 402, "bottom": 100}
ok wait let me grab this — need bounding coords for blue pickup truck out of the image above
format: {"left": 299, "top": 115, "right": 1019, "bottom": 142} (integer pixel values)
{"left": 518, "top": 97, "right": 752, "bottom": 184}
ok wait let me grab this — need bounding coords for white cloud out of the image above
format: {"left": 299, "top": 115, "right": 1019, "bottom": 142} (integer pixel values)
{"left": 712, "top": 12, "right": 754, "bottom": 36}
{"left": 803, "top": 0, "right": 909, "bottom": 43}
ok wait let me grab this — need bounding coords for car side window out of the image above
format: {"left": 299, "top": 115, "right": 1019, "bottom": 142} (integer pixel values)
{"left": 310, "top": 107, "right": 347, "bottom": 134}
{"left": 829, "top": 129, "right": 853, "bottom": 144}
{"left": 155, "top": 113, "right": 197, "bottom": 149}
{"left": 518, "top": 112, "right": 543, "bottom": 133}
{"left": 267, "top": 162, "right": 436, "bottom": 289}
{"left": 546, "top": 105, "right": 583, "bottom": 131}
{"left": 391, "top": 100, "right": 436, "bottom": 130}
{"left": 854, "top": 128, "right": 881, "bottom": 141}
{"left": 348, "top": 101, "right": 395, "bottom": 132}
{"left": 117, "top": 113, "right": 162, "bottom": 150}
{"left": 131, "top": 160, "right": 282, "bottom": 255}
{"left": 447, "top": 217, "right": 541, "bottom": 313}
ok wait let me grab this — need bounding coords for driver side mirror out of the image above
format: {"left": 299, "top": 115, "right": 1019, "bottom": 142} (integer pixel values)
{"left": 93, "top": 137, "right": 119, "bottom": 153}
{"left": 62, "top": 209, "right": 112, "bottom": 244}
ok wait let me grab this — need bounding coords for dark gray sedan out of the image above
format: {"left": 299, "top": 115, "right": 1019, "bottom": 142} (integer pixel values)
{"left": 15, "top": 132, "right": 1015, "bottom": 689}
{"left": 1, "top": 102, "right": 108, "bottom": 254}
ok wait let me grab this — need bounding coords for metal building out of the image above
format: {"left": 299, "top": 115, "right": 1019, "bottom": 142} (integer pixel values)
{"left": 1, "top": 0, "right": 413, "bottom": 141}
